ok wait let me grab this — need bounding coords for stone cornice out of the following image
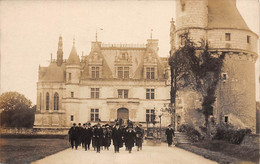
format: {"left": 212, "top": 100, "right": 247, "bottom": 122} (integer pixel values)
{"left": 209, "top": 49, "right": 258, "bottom": 62}
{"left": 175, "top": 27, "right": 259, "bottom": 38}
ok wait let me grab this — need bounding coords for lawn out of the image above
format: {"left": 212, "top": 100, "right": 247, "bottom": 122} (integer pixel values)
{"left": 193, "top": 140, "right": 259, "bottom": 163}
{"left": 0, "top": 138, "right": 70, "bottom": 164}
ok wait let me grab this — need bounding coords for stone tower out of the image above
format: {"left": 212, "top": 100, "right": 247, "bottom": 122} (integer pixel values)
{"left": 172, "top": 0, "right": 258, "bottom": 132}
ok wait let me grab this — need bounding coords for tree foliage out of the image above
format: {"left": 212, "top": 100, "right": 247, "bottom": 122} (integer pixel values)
{"left": 0, "top": 92, "right": 35, "bottom": 128}
{"left": 169, "top": 32, "right": 225, "bottom": 135}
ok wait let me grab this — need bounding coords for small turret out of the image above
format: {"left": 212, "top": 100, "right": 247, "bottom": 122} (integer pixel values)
{"left": 67, "top": 38, "right": 80, "bottom": 65}
{"left": 66, "top": 37, "right": 81, "bottom": 84}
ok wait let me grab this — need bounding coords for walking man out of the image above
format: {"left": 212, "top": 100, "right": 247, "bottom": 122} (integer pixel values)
{"left": 93, "top": 123, "right": 103, "bottom": 153}
{"left": 68, "top": 123, "right": 78, "bottom": 149}
{"left": 165, "top": 125, "right": 175, "bottom": 147}
{"left": 84, "top": 122, "right": 93, "bottom": 151}
{"left": 135, "top": 124, "right": 144, "bottom": 151}
{"left": 112, "top": 123, "right": 123, "bottom": 153}
{"left": 125, "top": 124, "right": 136, "bottom": 153}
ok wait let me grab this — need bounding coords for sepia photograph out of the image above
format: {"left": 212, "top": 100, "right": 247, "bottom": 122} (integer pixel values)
{"left": 0, "top": 0, "right": 259, "bottom": 163}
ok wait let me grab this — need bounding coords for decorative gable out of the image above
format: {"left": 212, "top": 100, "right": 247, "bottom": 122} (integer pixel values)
{"left": 89, "top": 51, "right": 103, "bottom": 66}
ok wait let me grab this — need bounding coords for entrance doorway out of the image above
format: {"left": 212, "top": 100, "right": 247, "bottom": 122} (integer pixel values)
{"left": 117, "top": 108, "right": 129, "bottom": 125}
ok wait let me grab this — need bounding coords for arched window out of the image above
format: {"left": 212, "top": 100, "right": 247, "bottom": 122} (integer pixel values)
{"left": 46, "top": 92, "right": 49, "bottom": 110}
{"left": 54, "top": 92, "right": 59, "bottom": 110}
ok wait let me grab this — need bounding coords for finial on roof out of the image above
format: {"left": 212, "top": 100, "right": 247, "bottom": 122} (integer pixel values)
{"left": 150, "top": 29, "right": 153, "bottom": 39}
{"left": 73, "top": 36, "right": 75, "bottom": 46}
{"left": 51, "top": 53, "right": 53, "bottom": 62}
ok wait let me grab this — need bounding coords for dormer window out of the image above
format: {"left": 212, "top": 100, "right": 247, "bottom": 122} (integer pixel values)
{"left": 118, "top": 67, "right": 129, "bottom": 79}
{"left": 91, "top": 66, "right": 100, "bottom": 79}
{"left": 146, "top": 67, "right": 155, "bottom": 79}
{"left": 225, "top": 33, "right": 231, "bottom": 41}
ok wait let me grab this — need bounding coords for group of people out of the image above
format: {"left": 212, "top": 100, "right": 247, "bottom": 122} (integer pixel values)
{"left": 68, "top": 122, "right": 144, "bottom": 153}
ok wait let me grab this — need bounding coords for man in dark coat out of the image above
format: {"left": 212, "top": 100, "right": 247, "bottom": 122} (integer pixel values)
{"left": 77, "top": 123, "right": 84, "bottom": 148}
{"left": 165, "top": 125, "right": 175, "bottom": 147}
{"left": 125, "top": 125, "right": 136, "bottom": 153}
{"left": 112, "top": 123, "right": 123, "bottom": 153}
{"left": 93, "top": 123, "right": 103, "bottom": 153}
{"left": 135, "top": 124, "right": 144, "bottom": 151}
{"left": 92, "top": 125, "right": 97, "bottom": 150}
{"left": 84, "top": 122, "right": 93, "bottom": 151}
{"left": 103, "top": 125, "right": 112, "bottom": 150}
{"left": 68, "top": 123, "right": 78, "bottom": 149}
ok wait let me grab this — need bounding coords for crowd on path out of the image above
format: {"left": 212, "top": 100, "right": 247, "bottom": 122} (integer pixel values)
{"left": 68, "top": 122, "right": 175, "bottom": 154}
{"left": 68, "top": 122, "right": 145, "bottom": 153}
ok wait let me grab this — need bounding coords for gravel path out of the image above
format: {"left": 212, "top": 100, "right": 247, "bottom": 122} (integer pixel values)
{"left": 33, "top": 143, "right": 217, "bottom": 164}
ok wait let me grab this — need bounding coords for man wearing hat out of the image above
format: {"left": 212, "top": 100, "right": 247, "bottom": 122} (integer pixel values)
{"left": 165, "top": 125, "right": 175, "bottom": 147}
{"left": 84, "top": 122, "right": 93, "bottom": 151}
{"left": 112, "top": 122, "right": 123, "bottom": 153}
{"left": 93, "top": 123, "right": 103, "bottom": 153}
{"left": 103, "top": 124, "right": 112, "bottom": 150}
{"left": 125, "top": 123, "right": 136, "bottom": 153}
{"left": 77, "top": 123, "right": 83, "bottom": 148}
{"left": 68, "top": 123, "right": 78, "bottom": 149}
{"left": 135, "top": 124, "right": 144, "bottom": 151}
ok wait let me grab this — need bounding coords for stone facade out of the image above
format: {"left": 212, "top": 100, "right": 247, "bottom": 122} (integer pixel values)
{"left": 34, "top": 37, "right": 171, "bottom": 128}
{"left": 171, "top": 0, "right": 258, "bottom": 132}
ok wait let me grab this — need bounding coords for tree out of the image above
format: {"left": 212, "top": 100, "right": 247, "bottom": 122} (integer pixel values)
{"left": 168, "top": 42, "right": 191, "bottom": 127}
{"left": 170, "top": 32, "right": 225, "bottom": 137}
{"left": 0, "top": 92, "right": 35, "bottom": 128}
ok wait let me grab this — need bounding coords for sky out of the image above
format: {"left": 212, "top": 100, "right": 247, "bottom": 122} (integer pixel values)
{"left": 0, "top": 0, "right": 259, "bottom": 105}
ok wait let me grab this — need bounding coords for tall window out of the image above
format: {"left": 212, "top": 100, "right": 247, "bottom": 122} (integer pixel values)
{"left": 54, "top": 92, "right": 59, "bottom": 110}
{"left": 118, "top": 89, "right": 128, "bottom": 99}
{"left": 146, "top": 109, "right": 155, "bottom": 122}
{"left": 69, "top": 73, "right": 72, "bottom": 81}
{"left": 46, "top": 92, "right": 49, "bottom": 110}
{"left": 225, "top": 33, "right": 231, "bottom": 41}
{"left": 91, "top": 88, "right": 99, "bottom": 99}
{"left": 71, "top": 92, "right": 74, "bottom": 98}
{"left": 91, "top": 109, "right": 99, "bottom": 121}
{"left": 91, "top": 67, "right": 100, "bottom": 79}
{"left": 118, "top": 67, "right": 129, "bottom": 79}
{"left": 146, "top": 67, "right": 155, "bottom": 79}
{"left": 71, "top": 115, "right": 74, "bottom": 121}
{"left": 146, "top": 89, "right": 155, "bottom": 99}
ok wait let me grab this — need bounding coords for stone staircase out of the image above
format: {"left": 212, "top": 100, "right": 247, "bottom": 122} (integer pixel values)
{"left": 175, "top": 132, "right": 192, "bottom": 144}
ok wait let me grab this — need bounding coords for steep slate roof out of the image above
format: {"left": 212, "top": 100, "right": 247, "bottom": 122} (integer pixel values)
{"left": 67, "top": 46, "right": 80, "bottom": 65}
{"left": 81, "top": 50, "right": 113, "bottom": 79}
{"left": 208, "top": 0, "right": 250, "bottom": 31}
{"left": 40, "top": 62, "right": 65, "bottom": 82}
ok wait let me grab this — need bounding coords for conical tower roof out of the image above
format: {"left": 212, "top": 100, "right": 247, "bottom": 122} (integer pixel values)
{"left": 208, "top": 0, "right": 250, "bottom": 31}
{"left": 67, "top": 44, "right": 80, "bottom": 65}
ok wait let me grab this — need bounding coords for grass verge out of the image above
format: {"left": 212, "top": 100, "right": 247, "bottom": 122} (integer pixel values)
{"left": 177, "top": 140, "right": 259, "bottom": 164}
{"left": 0, "top": 138, "right": 70, "bottom": 164}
